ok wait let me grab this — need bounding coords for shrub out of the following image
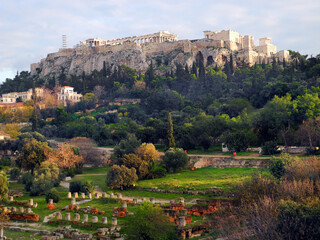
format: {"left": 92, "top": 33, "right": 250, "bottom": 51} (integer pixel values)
{"left": 20, "top": 172, "right": 34, "bottom": 192}
{"left": 147, "top": 162, "right": 167, "bottom": 179}
{"left": 69, "top": 181, "right": 83, "bottom": 193}
{"left": 46, "top": 189, "right": 60, "bottom": 203}
{"left": 30, "top": 180, "right": 53, "bottom": 196}
{"left": 235, "top": 173, "right": 278, "bottom": 204}
{"left": 106, "top": 165, "right": 138, "bottom": 190}
{"left": 269, "top": 157, "right": 286, "bottom": 180}
{"left": 9, "top": 167, "right": 21, "bottom": 180}
{"left": 124, "top": 202, "right": 177, "bottom": 240}
{"left": 0, "top": 157, "right": 11, "bottom": 166}
{"left": 0, "top": 171, "right": 9, "bottom": 200}
{"left": 262, "top": 141, "right": 280, "bottom": 155}
{"left": 277, "top": 200, "right": 320, "bottom": 239}
{"left": 162, "top": 148, "right": 188, "bottom": 173}
{"left": 81, "top": 181, "right": 95, "bottom": 194}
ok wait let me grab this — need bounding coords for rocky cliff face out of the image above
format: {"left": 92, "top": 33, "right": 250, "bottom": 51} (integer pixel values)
{"left": 31, "top": 39, "right": 237, "bottom": 78}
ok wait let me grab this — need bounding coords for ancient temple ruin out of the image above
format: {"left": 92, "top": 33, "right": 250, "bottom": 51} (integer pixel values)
{"left": 79, "top": 31, "right": 178, "bottom": 47}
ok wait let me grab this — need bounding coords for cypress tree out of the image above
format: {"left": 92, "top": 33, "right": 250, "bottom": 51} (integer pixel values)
{"left": 31, "top": 81, "right": 38, "bottom": 132}
{"left": 192, "top": 62, "right": 197, "bottom": 77}
{"left": 167, "top": 112, "right": 176, "bottom": 150}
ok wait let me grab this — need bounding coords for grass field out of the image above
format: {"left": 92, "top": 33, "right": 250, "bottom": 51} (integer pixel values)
{"left": 70, "top": 166, "right": 267, "bottom": 198}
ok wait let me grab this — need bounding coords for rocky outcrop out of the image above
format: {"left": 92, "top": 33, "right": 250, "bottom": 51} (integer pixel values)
{"left": 31, "top": 39, "right": 235, "bottom": 78}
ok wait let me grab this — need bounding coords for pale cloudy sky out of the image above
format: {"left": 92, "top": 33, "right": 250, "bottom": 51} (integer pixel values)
{"left": 0, "top": 0, "right": 319, "bottom": 82}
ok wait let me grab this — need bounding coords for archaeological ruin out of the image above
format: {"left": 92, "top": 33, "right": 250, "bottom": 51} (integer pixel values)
{"left": 30, "top": 29, "right": 290, "bottom": 78}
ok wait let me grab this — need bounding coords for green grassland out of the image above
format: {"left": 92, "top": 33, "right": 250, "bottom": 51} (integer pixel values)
{"left": 69, "top": 167, "right": 267, "bottom": 199}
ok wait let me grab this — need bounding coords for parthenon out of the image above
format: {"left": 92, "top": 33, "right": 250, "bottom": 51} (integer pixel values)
{"left": 80, "top": 31, "right": 178, "bottom": 47}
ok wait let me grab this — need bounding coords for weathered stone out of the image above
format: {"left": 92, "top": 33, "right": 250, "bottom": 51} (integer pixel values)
{"left": 179, "top": 198, "right": 185, "bottom": 204}
{"left": 2, "top": 207, "right": 7, "bottom": 212}
{"left": 81, "top": 192, "right": 85, "bottom": 199}
{"left": 181, "top": 209, "right": 188, "bottom": 216}
{"left": 71, "top": 198, "right": 76, "bottom": 205}
{"left": 110, "top": 193, "right": 115, "bottom": 198}
{"left": 29, "top": 199, "right": 33, "bottom": 206}
{"left": 67, "top": 192, "right": 72, "bottom": 199}
{"left": 92, "top": 216, "right": 98, "bottom": 223}
{"left": 49, "top": 199, "right": 53, "bottom": 204}
{"left": 117, "top": 193, "right": 122, "bottom": 199}
{"left": 56, "top": 212, "right": 62, "bottom": 220}
{"left": 102, "top": 217, "right": 108, "bottom": 224}
{"left": 34, "top": 202, "right": 38, "bottom": 208}
{"left": 26, "top": 208, "right": 32, "bottom": 213}
{"left": 121, "top": 202, "right": 127, "bottom": 208}
{"left": 149, "top": 198, "right": 155, "bottom": 204}
{"left": 74, "top": 213, "right": 80, "bottom": 221}
{"left": 12, "top": 207, "right": 17, "bottom": 212}
{"left": 19, "top": 207, "right": 24, "bottom": 213}
{"left": 65, "top": 213, "right": 71, "bottom": 221}
{"left": 83, "top": 214, "right": 88, "bottom": 222}
{"left": 112, "top": 217, "right": 117, "bottom": 226}
{"left": 74, "top": 192, "right": 78, "bottom": 199}
{"left": 9, "top": 196, "right": 13, "bottom": 202}
{"left": 179, "top": 216, "right": 186, "bottom": 227}
{"left": 88, "top": 193, "right": 92, "bottom": 199}
{"left": 103, "top": 192, "right": 107, "bottom": 198}
{"left": 132, "top": 198, "right": 138, "bottom": 204}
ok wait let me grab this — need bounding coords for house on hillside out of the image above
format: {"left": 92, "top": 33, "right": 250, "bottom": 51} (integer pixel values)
{"left": 57, "top": 86, "right": 82, "bottom": 106}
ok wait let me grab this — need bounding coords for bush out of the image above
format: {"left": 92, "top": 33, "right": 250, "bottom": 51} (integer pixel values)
{"left": 69, "top": 181, "right": 83, "bottom": 193}
{"left": 277, "top": 200, "right": 320, "bottom": 239}
{"left": 30, "top": 180, "right": 53, "bottom": 196}
{"left": 124, "top": 202, "right": 177, "bottom": 240}
{"left": 9, "top": 167, "right": 21, "bottom": 180}
{"left": 162, "top": 148, "right": 188, "bottom": 173}
{"left": 46, "top": 189, "right": 60, "bottom": 203}
{"left": 0, "top": 157, "right": 11, "bottom": 166}
{"left": 20, "top": 172, "right": 34, "bottom": 192}
{"left": 147, "top": 162, "right": 167, "bottom": 179}
{"left": 81, "top": 181, "right": 95, "bottom": 194}
{"left": 262, "top": 141, "right": 280, "bottom": 155}
{"left": 269, "top": 157, "right": 286, "bottom": 180}
{"left": 106, "top": 165, "right": 138, "bottom": 190}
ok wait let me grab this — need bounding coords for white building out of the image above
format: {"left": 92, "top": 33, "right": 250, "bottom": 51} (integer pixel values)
{"left": 57, "top": 86, "right": 82, "bottom": 106}
{"left": 0, "top": 88, "right": 44, "bottom": 104}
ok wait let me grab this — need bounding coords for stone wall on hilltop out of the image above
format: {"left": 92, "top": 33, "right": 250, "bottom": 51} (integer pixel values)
{"left": 30, "top": 39, "right": 272, "bottom": 78}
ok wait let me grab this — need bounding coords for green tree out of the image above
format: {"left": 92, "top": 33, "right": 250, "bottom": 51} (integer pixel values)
{"left": 17, "top": 138, "right": 52, "bottom": 173}
{"left": 106, "top": 165, "right": 138, "bottom": 190}
{"left": 162, "top": 148, "right": 188, "bottom": 173}
{"left": 124, "top": 202, "right": 177, "bottom": 240}
{"left": 0, "top": 172, "right": 9, "bottom": 200}
{"left": 167, "top": 112, "right": 176, "bottom": 149}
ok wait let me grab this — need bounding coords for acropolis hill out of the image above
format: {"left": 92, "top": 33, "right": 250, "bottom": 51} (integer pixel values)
{"left": 30, "top": 30, "right": 290, "bottom": 77}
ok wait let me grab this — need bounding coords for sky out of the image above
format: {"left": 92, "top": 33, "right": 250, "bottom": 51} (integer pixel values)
{"left": 0, "top": 0, "right": 319, "bottom": 82}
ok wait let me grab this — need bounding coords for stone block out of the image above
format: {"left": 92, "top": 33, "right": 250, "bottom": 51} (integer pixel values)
{"left": 74, "top": 213, "right": 80, "bottom": 221}
{"left": 92, "top": 216, "right": 98, "bottom": 223}
{"left": 83, "top": 214, "right": 88, "bottom": 222}
{"left": 67, "top": 192, "right": 72, "bottom": 199}
{"left": 112, "top": 217, "right": 117, "bottom": 226}
{"left": 102, "top": 217, "right": 108, "bottom": 224}
{"left": 65, "top": 213, "right": 71, "bottom": 221}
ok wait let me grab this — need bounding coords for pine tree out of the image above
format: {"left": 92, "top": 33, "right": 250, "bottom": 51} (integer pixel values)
{"left": 167, "top": 112, "right": 176, "bottom": 150}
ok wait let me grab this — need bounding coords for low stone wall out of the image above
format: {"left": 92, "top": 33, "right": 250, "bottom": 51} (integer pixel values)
{"left": 189, "top": 156, "right": 269, "bottom": 169}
